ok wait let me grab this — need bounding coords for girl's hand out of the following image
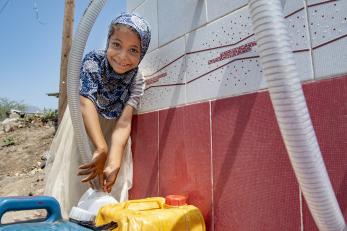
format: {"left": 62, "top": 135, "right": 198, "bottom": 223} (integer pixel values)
{"left": 103, "top": 164, "right": 120, "bottom": 193}
{"left": 78, "top": 148, "right": 108, "bottom": 186}
{"left": 79, "top": 96, "right": 108, "bottom": 187}
{"left": 102, "top": 105, "right": 133, "bottom": 193}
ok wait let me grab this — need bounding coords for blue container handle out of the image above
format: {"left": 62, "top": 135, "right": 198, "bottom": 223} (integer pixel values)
{"left": 0, "top": 196, "right": 62, "bottom": 223}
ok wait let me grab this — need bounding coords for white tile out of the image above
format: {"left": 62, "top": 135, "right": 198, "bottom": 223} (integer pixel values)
{"left": 258, "top": 51, "right": 313, "bottom": 86}
{"left": 307, "top": 0, "right": 347, "bottom": 48}
{"left": 306, "top": 0, "right": 347, "bottom": 79}
{"left": 282, "top": 0, "right": 304, "bottom": 16}
{"left": 139, "top": 49, "right": 161, "bottom": 77}
{"left": 185, "top": 36, "right": 257, "bottom": 83}
{"left": 138, "top": 37, "right": 186, "bottom": 112}
{"left": 312, "top": 37, "right": 347, "bottom": 79}
{"left": 206, "top": 0, "right": 247, "bottom": 22}
{"left": 158, "top": 0, "right": 207, "bottom": 46}
{"left": 186, "top": 55, "right": 264, "bottom": 104}
{"left": 306, "top": 0, "right": 331, "bottom": 6}
{"left": 140, "top": 37, "right": 186, "bottom": 77}
{"left": 186, "top": 7, "right": 254, "bottom": 53}
{"left": 283, "top": 0, "right": 313, "bottom": 81}
{"left": 127, "top": 0, "right": 144, "bottom": 12}
{"left": 293, "top": 51, "right": 314, "bottom": 81}
{"left": 134, "top": 0, "right": 158, "bottom": 52}
{"left": 284, "top": 4, "right": 311, "bottom": 50}
{"left": 140, "top": 85, "right": 186, "bottom": 113}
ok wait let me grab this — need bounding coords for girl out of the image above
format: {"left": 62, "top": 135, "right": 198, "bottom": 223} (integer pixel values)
{"left": 44, "top": 13, "right": 151, "bottom": 218}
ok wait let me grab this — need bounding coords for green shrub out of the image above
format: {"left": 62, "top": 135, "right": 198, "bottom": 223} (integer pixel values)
{"left": 2, "top": 137, "right": 15, "bottom": 146}
{"left": 0, "top": 97, "right": 27, "bottom": 121}
{"left": 41, "top": 109, "right": 58, "bottom": 123}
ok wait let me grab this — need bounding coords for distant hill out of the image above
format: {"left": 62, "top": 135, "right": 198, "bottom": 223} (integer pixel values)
{"left": 0, "top": 97, "right": 48, "bottom": 121}
{"left": 24, "top": 105, "right": 43, "bottom": 114}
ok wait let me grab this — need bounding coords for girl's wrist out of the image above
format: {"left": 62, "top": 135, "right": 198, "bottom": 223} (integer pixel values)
{"left": 106, "top": 156, "right": 121, "bottom": 169}
{"left": 95, "top": 144, "right": 108, "bottom": 154}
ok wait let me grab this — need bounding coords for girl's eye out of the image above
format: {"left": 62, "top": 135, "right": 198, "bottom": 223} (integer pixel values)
{"left": 111, "top": 42, "right": 120, "bottom": 48}
{"left": 130, "top": 48, "right": 139, "bottom": 54}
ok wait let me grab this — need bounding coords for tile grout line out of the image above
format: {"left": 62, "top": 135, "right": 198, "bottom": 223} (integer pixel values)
{"left": 303, "top": 0, "right": 316, "bottom": 80}
{"left": 184, "top": 34, "right": 188, "bottom": 106}
{"left": 204, "top": 0, "right": 209, "bottom": 22}
{"left": 134, "top": 0, "right": 146, "bottom": 12}
{"left": 300, "top": 187, "right": 304, "bottom": 231}
{"left": 156, "top": 0, "right": 159, "bottom": 52}
{"left": 209, "top": 100, "right": 215, "bottom": 231}
{"left": 157, "top": 110, "right": 160, "bottom": 195}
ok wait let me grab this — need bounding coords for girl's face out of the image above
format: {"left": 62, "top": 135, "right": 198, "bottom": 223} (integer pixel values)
{"left": 107, "top": 25, "right": 141, "bottom": 74}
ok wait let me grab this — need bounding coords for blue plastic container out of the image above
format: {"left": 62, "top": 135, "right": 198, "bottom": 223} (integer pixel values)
{"left": 0, "top": 196, "right": 91, "bottom": 230}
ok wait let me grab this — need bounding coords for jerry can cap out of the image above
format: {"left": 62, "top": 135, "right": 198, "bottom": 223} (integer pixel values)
{"left": 165, "top": 195, "right": 187, "bottom": 206}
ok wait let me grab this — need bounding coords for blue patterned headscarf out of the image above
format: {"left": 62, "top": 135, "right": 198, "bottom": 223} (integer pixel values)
{"left": 107, "top": 12, "right": 151, "bottom": 61}
{"left": 79, "top": 13, "right": 151, "bottom": 119}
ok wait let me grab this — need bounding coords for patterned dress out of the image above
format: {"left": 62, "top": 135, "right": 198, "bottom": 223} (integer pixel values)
{"left": 44, "top": 12, "right": 151, "bottom": 218}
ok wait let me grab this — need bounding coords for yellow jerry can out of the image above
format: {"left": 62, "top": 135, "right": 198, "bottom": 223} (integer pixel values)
{"left": 95, "top": 195, "right": 206, "bottom": 231}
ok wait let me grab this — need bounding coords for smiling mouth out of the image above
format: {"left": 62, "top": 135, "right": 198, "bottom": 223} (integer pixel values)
{"left": 113, "top": 60, "right": 130, "bottom": 68}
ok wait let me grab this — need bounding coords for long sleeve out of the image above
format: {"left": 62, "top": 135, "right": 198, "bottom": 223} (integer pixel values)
{"left": 79, "top": 51, "right": 102, "bottom": 104}
{"left": 126, "top": 70, "right": 145, "bottom": 110}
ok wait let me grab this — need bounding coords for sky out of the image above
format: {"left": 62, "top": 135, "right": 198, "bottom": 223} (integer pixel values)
{"left": 0, "top": 0, "right": 126, "bottom": 111}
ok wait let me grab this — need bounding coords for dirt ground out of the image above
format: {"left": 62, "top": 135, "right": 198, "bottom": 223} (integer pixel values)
{"left": 0, "top": 123, "right": 55, "bottom": 223}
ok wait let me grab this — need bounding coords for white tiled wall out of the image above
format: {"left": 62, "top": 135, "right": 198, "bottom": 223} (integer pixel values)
{"left": 311, "top": 37, "right": 347, "bottom": 79}
{"left": 185, "top": 5, "right": 253, "bottom": 52}
{"left": 139, "top": 37, "right": 186, "bottom": 112}
{"left": 127, "top": 0, "right": 144, "bottom": 12}
{"left": 133, "top": 0, "right": 158, "bottom": 52}
{"left": 125, "top": 0, "right": 347, "bottom": 113}
{"left": 185, "top": 0, "right": 313, "bottom": 105}
{"left": 185, "top": 7, "right": 261, "bottom": 104}
{"left": 306, "top": 0, "right": 347, "bottom": 79}
{"left": 206, "top": 0, "right": 247, "bottom": 22}
{"left": 158, "top": 0, "right": 207, "bottom": 46}
{"left": 285, "top": 7, "right": 311, "bottom": 51}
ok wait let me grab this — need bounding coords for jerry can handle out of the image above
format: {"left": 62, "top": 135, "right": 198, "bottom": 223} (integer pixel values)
{"left": 124, "top": 198, "right": 163, "bottom": 211}
{"left": 0, "top": 196, "right": 62, "bottom": 224}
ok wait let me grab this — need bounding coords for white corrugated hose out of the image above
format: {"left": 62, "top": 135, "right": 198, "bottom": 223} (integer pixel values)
{"left": 67, "top": 0, "right": 107, "bottom": 190}
{"left": 248, "top": 0, "right": 346, "bottom": 230}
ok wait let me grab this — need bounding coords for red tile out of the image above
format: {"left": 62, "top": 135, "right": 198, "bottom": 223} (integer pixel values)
{"left": 212, "top": 93, "right": 300, "bottom": 231}
{"left": 301, "top": 76, "right": 347, "bottom": 230}
{"left": 159, "top": 103, "right": 213, "bottom": 230}
{"left": 130, "top": 111, "right": 159, "bottom": 199}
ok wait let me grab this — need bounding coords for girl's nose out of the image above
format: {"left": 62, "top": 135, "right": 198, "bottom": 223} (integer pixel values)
{"left": 118, "top": 50, "right": 127, "bottom": 60}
